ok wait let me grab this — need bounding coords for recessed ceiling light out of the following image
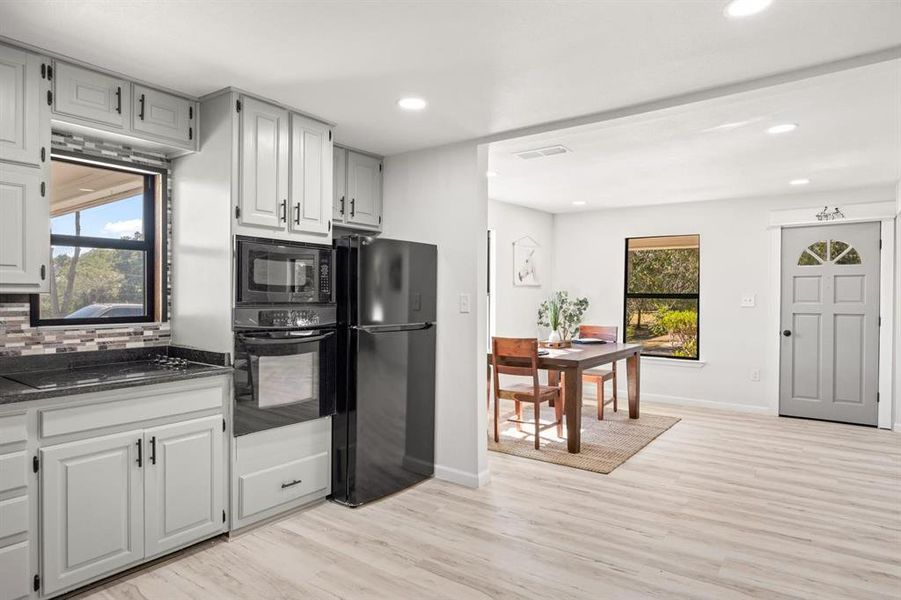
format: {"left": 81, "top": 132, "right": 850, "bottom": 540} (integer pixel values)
{"left": 724, "top": 0, "right": 773, "bottom": 18}
{"left": 78, "top": 188, "right": 95, "bottom": 192}
{"left": 397, "top": 97, "right": 427, "bottom": 111}
{"left": 486, "top": 171, "right": 498, "bottom": 178}
{"left": 572, "top": 201, "right": 587, "bottom": 206}
{"left": 703, "top": 120, "right": 750, "bottom": 133}
{"left": 767, "top": 123, "right": 798, "bottom": 135}
{"left": 789, "top": 178, "right": 810, "bottom": 186}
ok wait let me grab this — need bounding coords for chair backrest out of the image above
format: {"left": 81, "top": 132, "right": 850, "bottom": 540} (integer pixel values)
{"left": 491, "top": 337, "right": 540, "bottom": 398}
{"left": 578, "top": 324, "right": 618, "bottom": 342}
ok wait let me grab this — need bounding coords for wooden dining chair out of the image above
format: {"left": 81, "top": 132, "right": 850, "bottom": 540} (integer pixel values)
{"left": 578, "top": 325, "right": 619, "bottom": 420}
{"left": 491, "top": 337, "right": 563, "bottom": 449}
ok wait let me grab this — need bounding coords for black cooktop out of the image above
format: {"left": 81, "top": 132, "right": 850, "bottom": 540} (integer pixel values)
{"left": 5, "top": 357, "right": 205, "bottom": 390}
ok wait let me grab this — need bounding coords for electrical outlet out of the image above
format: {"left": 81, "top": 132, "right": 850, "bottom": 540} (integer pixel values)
{"left": 750, "top": 369, "right": 760, "bottom": 382}
{"left": 459, "top": 293, "right": 471, "bottom": 314}
{"left": 741, "top": 294, "right": 756, "bottom": 308}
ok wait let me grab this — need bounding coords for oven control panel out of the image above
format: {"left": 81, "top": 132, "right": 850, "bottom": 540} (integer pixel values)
{"left": 318, "top": 258, "right": 331, "bottom": 299}
{"left": 259, "top": 309, "right": 320, "bottom": 328}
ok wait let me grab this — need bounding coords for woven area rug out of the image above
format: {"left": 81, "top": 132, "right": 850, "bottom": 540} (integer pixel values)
{"left": 488, "top": 401, "right": 680, "bottom": 474}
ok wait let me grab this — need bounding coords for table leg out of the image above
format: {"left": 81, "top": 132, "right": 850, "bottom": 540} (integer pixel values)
{"left": 563, "top": 367, "right": 582, "bottom": 453}
{"left": 627, "top": 351, "right": 640, "bottom": 419}
{"left": 547, "top": 370, "right": 559, "bottom": 407}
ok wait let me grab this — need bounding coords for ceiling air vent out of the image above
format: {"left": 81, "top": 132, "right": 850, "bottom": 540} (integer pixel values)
{"left": 513, "top": 145, "right": 571, "bottom": 160}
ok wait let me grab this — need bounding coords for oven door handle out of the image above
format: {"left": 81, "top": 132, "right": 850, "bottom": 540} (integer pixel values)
{"left": 353, "top": 322, "right": 434, "bottom": 334}
{"left": 237, "top": 331, "right": 335, "bottom": 346}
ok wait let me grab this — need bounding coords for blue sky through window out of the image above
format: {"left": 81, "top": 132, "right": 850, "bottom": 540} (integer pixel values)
{"left": 51, "top": 194, "right": 143, "bottom": 256}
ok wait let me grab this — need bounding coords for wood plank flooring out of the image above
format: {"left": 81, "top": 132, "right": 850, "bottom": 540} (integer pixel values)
{"left": 75, "top": 403, "right": 901, "bottom": 600}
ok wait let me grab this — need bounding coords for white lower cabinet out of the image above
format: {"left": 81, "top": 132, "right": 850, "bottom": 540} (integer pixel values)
{"left": 144, "top": 416, "right": 224, "bottom": 558}
{"left": 0, "top": 541, "right": 30, "bottom": 600}
{"left": 40, "top": 430, "right": 145, "bottom": 597}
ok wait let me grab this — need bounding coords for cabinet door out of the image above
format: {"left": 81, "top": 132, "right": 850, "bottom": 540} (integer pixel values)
{"left": 53, "top": 62, "right": 129, "bottom": 129}
{"left": 332, "top": 146, "right": 347, "bottom": 222}
{"left": 144, "top": 416, "right": 224, "bottom": 558}
{"left": 132, "top": 85, "right": 194, "bottom": 146}
{"left": 0, "top": 44, "right": 44, "bottom": 166}
{"left": 346, "top": 151, "right": 382, "bottom": 228}
{"left": 0, "top": 163, "right": 49, "bottom": 292}
{"left": 289, "top": 114, "right": 332, "bottom": 235}
{"left": 0, "top": 541, "right": 30, "bottom": 600}
{"left": 239, "top": 96, "right": 289, "bottom": 229}
{"left": 41, "top": 430, "right": 144, "bottom": 596}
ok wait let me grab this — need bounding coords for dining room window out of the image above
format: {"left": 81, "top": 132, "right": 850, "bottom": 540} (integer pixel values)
{"left": 30, "top": 155, "right": 166, "bottom": 326}
{"left": 623, "top": 235, "right": 700, "bottom": 359}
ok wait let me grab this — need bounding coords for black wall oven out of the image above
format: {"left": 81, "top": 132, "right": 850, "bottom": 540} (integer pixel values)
{"left": 233, "top": 305, "right": 337, "bottom": 436}
{"left": 236, "top": 236, "right": 333, "bottom": 305}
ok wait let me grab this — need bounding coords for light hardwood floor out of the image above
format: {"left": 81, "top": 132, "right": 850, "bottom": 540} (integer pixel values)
{"left": 75, "top": 403, "right": 901, "bottom": 600}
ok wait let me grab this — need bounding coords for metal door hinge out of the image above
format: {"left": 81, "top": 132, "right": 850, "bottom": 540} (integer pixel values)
{"left": 879, "top": 239, "right": 882, "bottom": 250}
{"left": 41, "top": 147, "right": 46, "bottom": 162}
{"left": 189, "top": 105, "right": 194, "bottom": 120}
{"left": 41, "top": 64, "right": 46, "bottom": 79}
{"left": 378, "top": 215, "right": 382, "bottom": 225}
{"left": 379, "top": 163, "right": 382, "bottom": 172}
{"left": 40, "top": 182, "right": 46, "bottom": 197}
{"left": 33, "top": 574, "right": 40, "bottom": 592}
{"left": 236, "top": 99, "right": 242, "bottom": 113}
{"left": 188, "top": 126, "right": 193, "bottom": 141}
{"left": 328, "top": 220, "right": 331, "bottom": 232}
{"left": 235, "top": 206, "right": 241, "bottom": 219}
{"left": 47, "top": 65, "right": 53, "bottom": 80}
{"left": 328, "top": 130, "right": 332, "bottom": 141}
{"left": 877, "top": 392, "right": 880, "bottom": 404}
{"left": 222, "top": 510, "right": 226, "bottom": 523}
{"left": 46, "top": 90, "right": 53, "bottom": 106}
{"left": 33, "top": 456, "right": 39, "bottom": 473}
{"left": 40, "top": 265, "right": 46, "bottom": 280}
{"left": 222, "top": 418, "right": 226, "bottom": 432}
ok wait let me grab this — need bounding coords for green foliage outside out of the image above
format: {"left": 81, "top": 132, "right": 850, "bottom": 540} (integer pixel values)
{"left": 652, "top": 307, "right": 698, "bottom": 357}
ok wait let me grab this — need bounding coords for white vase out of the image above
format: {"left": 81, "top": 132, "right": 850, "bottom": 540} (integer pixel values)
{"left": 548, "top": 330, "right": 561, "bottom": 343}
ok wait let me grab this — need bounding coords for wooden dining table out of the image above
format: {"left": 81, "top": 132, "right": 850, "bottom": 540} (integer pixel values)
{"left": 487, "top": 342, "right": 643, "bottom": 453}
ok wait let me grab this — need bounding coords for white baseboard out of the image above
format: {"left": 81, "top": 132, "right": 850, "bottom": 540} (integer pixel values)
{"left": 893, "top": 422, "right": 901, "bottom": 432}
{"left": 609, "top": 389, "right": 773, "bottom": 415}
{"left": 434, "top": 464, "right": 490, "bottom": 488}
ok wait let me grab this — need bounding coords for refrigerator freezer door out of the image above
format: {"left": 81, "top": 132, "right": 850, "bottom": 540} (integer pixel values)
{"left": 358, "top": 238, "right": 437, "bottom": 326}
{"left": 347, "top": 324, "right": 436, "bottom": 506}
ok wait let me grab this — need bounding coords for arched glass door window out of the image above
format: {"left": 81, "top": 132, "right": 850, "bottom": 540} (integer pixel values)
{"left": 798, "top": 240, "right": 861, "bottom": 266}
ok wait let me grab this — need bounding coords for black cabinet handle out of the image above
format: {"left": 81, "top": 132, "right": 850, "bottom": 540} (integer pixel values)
{"left": 294, "top": 203, "right": 300, "bottom": 225}
{"left": 115, "top": 86, "right": 122, "bottom": 114}
{"left": 188, "top": 126, "right": 193, "bottom": 140}
{"left": 139, "top": 94, "right": 146, "bottom": 120}
{"left": 136, "top": 439, "right": 143, "bottom": 467}
{"left": 40, "top": 265, "right": 46, "bottom": 280}
{"left": 782, "top": 330, "right": 792, "bottom": 337}
{"left": 281, "top": 199, "right": 287, "bottom": 223}
{"left": 281, "top": 479, "right": 302, "bottom": 489}
{"left": 339, "top": 196, "right": 345, "bottom": 215}
{"left": 149, "top": 436, "right": 156, "bottom": 465}
{"left": 350, "top": 198, "right": 355, "bottom": 217}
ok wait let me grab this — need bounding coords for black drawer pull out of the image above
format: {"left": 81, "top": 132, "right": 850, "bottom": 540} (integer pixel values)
{"left": 136, "top": 439, "right": 143, "bottom": 467}
{"left": 281, "top": 479, "right": 303, "bottom": 489}
{"left": 115, "top": 86, "right": 122, "bottom": 114}
{"left": 139, "top": 94, "right": 146, "bottom": 120}
{"left": 149, "top": 436, "right": 157, "bottom": 465}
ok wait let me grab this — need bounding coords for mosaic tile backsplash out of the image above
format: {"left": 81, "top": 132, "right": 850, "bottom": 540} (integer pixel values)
{"left": 0, "top": 132, "right": 174, "bottom": 358}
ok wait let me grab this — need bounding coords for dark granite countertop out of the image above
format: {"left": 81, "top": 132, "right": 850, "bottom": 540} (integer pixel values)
{"left": 0, "top": 346, "right": 232, "bottom": 406}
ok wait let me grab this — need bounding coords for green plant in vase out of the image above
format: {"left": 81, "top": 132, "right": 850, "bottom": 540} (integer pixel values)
{"left": 537, "top": 291, "right": 589, "bottom": 343}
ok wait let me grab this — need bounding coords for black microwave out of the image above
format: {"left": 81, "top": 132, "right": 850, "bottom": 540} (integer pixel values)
{"left": 236, "top": 236, "right": 334, "bottom": 305}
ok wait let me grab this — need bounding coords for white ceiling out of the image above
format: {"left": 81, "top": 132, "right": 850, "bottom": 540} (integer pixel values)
{"left": 488, "top": 60, "right": 901, "bottom": 213}
{"left": 1, "top": 1, "right": 900, "bottom": 156}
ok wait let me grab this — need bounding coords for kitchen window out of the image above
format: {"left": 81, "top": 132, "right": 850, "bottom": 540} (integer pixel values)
{"left": 30, "top": 154, "right": 166, "bottom": 326}
{"left": 623, "top": 235, "right": 700, "bottom": 360}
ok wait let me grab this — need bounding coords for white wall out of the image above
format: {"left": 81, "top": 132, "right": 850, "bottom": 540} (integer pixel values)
{"left": 551, "top": 185, "right": 896, "bottom": 413}
{"left": 895, "top": 182, "right": 900, "bottom": 429}
{"left": 380, "top": 142, "right": 489, "bottom": 488}
{"left": 487, "top": 200, "right": 555, "bottom": 339}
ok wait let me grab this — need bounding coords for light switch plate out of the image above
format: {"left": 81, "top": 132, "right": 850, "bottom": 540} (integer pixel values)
{"left": 459, "top": 293, "right": 471, "bottom": 314}
{"left": 741, "top": 294, "right": 756, "bottom": 308}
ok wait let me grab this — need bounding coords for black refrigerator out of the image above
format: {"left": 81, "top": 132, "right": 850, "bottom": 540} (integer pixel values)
{"left": 332, "top": 236, "right": 437, "bottom": 507}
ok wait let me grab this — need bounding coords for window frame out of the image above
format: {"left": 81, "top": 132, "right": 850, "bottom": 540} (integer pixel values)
{"left": 30, "top": 151, "right": 168, "bottom": 327}
{"left": 622, "top": 234, "right": 701, "bottom": 361}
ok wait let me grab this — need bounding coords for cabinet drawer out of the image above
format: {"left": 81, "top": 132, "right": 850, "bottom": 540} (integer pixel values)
{"left": 0, "top": 452, "right": 27, "bottom": 494}
{"left": 40, "top": 380, "right": 225, "bottom": 438}
{"left": 0, "top": 413, "right": 26, "bottom": 446}
{"left": 0, "top": 496, "right": 27, "bottom": 540}
{"left": 0, "top": 541, "right": 29, "bottom": 600}
{"left": 238, "top": 451, "right": 328, "bottom": 519}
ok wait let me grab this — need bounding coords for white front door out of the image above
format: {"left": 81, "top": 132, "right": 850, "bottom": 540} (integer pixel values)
{"left": 779, "top": 222, "right": 881, "bottom": 426}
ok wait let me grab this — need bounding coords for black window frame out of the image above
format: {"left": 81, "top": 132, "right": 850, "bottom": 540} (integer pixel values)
{"left": 622, "top": 234, "right": 700, "bottom": 361}
{"left": 30, "top": 152, "right": 168, "bottom": 327}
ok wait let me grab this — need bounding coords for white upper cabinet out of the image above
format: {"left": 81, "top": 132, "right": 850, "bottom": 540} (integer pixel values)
{"left": 0, "top": 162, "right": 49, "bottom": 293}
{"left": 0, "top": 44, "right": 45, "bottom": 167}
{"left": 53, "top": 62, "right": 129, "bottom": 129}
{"left": 346, "top": 150, "right": 382, "bottom": 228}
{"left": 239, "top": 96, "right": 289, "bottom": 229}
{"left": 41, "top": 430, "right": 145, "bottom": 597}
{"left": 132, "top": 85, "right": 194, "bottom": 146}
{"left": 289, "top": 113, "right": 332, "bottom": 236}
{"left": 143, "top": 416, "right": 224, "bottom": 559}
{"left": 332, "top": 145, "right": 347, "bottom": 221}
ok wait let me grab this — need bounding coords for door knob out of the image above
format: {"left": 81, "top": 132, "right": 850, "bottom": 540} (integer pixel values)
{"left": 782, "top": 330, "right": 792, "bottom": 337}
